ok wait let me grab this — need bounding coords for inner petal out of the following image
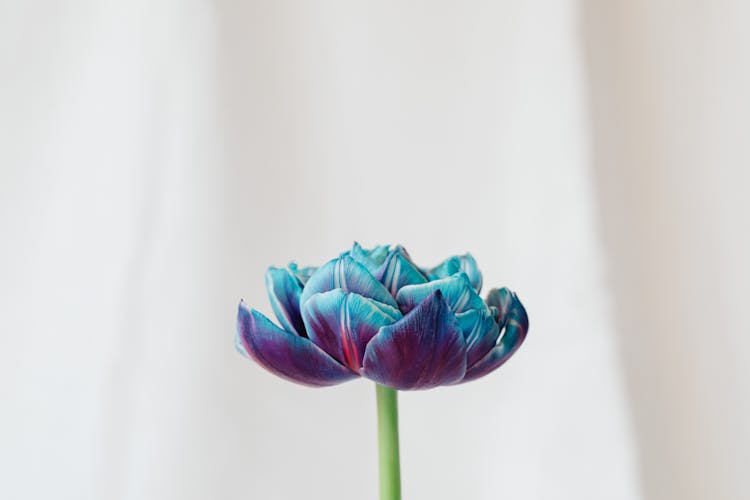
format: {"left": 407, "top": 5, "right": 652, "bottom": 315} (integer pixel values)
{"left": 302, "top": 289, "right": 401, "bottom": 371}
{"left": 396, "top": 273, "right": 484, "bottom": 314}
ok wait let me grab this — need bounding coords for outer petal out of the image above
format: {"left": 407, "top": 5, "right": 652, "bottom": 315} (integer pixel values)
{"left": 265, "top": 267, "right": 305, "bottom": 336}
{"left": 486, "top": 287, "right": 513, "bottom": 320}
{"left": 395, "top": 273, "right": 484, "bottom": 314}
{"left": 455, "top": 308, "right": 500, "bottom": 367}
{"left": 459, "top": 289, "right": 528, "bottom": 383}
{"left": 427, "top": 253, "right": 483, "bottom": 292}
{"left": 300, "top": 255, "right": 398, "bottom": 308}
{"left": 236, "top": 302, "right": 358, "bottom": 387}
{"left": 302, "top": 290, "right": 402, "bottom": 371}
{"left": 374, "top": 246, "right": 427, "bottom": 297}
{"left": 361, "top": 291, "right": 467, "bottom": 390}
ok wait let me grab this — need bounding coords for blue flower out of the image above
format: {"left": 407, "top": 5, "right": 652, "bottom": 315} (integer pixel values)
{"left": 236, "top": 243, "right": 528, "bottom": 389}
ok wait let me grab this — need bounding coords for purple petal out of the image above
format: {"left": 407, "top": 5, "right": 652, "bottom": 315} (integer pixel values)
{"left": 236, "top": 302, "right": 358, "bottom": 387}
{"left": 374, "top": 246, "right": 427, "bottom": 297}
{"left": 395, "top": 273, "right": 484, "bottom": 314}
{"left": 300, "top": 255, "right": 398, "bottom": 309}
{"left": 302, "top": 290, "right": 401, "bottom": 371}
{"left": 455, "top": 308, "right": 500, "bottom": 367}
{"left": 265, "top": 267, "right": 305, "bottom": 336}
{"left": 361, "top": 290, "right": 467, "bottom": 390}
{"left": 459, "top": 290, "right": 528, "bottom": 383}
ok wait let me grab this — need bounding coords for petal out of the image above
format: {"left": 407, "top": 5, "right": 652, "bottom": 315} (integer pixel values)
{"left": 300, "top": 255, "right": 398, "bottom": 309}
{"left": 459, "top": 254, "right": 482, "bottom": 292}
{"left": 348, "top": 242, "right": 391, "bottom": 274}
{"left": 302, "top": 290, "right": 402, "bottom": 371}
{"left": 487, "top": 305, "right": 500, "bottom": 323}
{"left": 455, "top": 308, "right": 500, "bottom": 367}
{"left": 374, "top": 246, "right": 428, "bottom": 297}
{"left": 424, "top": 256, "right": 461, "bottom": 279}
{"left": 288, "top": 262, "right": 316, "bottom": 285}
{"left": 265, "top": 267, "right": 305, "bottom": 336}
{"left": 427, "top": 253, "right": 482, "bottom": 292}
{"left": 395, "top": 273, "right": 484, "bottom": 314}
{"left": 486, "top": 287, "right": 513, "bottom": 319}
{"left": 459, "top": 289, "right": 529, "bottom": 383}
{"left": 236, "top": 302, "right": 358, "bottom": 387}
{"left": 361, "top": 290, "right": 467, "bottom": 390}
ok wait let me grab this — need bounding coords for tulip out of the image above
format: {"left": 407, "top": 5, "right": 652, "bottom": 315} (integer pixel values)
{"left": 236, "top": 243, "right": 528, "bottom": 499}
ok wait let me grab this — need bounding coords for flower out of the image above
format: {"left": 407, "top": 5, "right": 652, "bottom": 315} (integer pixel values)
{"left": 236, "top": 243, "right": 528, "bottom": 390}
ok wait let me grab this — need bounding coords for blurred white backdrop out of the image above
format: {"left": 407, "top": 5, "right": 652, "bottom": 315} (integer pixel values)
{"left": 1, "top": 1, "right": 747, "bottom": 500}
{"left": 583, "top": 1, "right": 750, "bottom": 499}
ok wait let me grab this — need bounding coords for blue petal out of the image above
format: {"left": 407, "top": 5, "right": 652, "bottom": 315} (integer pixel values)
{"left": 459, "top": 289, "right": 528, "bottom": 383}
{"left": 487, "top": 305, "right": 500, "bottom": 323}
{"left": 265, "top": 267, "right": 305, "bottom": 336}
{"left": 236, "top": 302, "right": 358, "bottom": 387}
{"left": 427, "top": 253, "right": 482, "bottom": 292}
{"left": 486, "top": 287, "right": 513, "bottom": 319}
{"left": 302, "top": 290, "right": 402, "bottom": 371}
{"left": 288, "top": 262, "right": 316, "bottom": 285}
{"left": 424, "top": 256, "right": 461, "bottom": 279}
{"left": 361, "top": 290, "right": 467, "bottom": 390}
{"left": 455, "top": 308, "right": 500, "bottom": 367}
{"left": 395, "top": 273, "right": 485, "bottom": 314}
{"left": 373, "top": 246, "right": 427, "bottom": 297}
{"left": 300, "top": 255, "right": 398, "bottom": 309}
{"left": 348, "top": 242, "right": 391, "bottom": 274}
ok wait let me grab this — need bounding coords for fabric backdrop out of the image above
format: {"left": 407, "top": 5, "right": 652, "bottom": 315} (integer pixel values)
{"left": 1, "top": 1, "right": 747, "bottom": 500}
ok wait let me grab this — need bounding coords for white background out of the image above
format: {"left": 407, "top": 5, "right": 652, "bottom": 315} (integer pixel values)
{"left": 1, "top": 1, "right": 747, "bottom": 499}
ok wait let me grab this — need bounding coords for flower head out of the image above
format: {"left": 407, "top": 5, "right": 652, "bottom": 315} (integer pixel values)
{"left": 236, "top": 243, "right": 528, "bottom": 390}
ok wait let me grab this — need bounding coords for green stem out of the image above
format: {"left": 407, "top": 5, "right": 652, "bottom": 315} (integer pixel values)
{"left": 376, "top": 384, "right": 401, "bottom": 500}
